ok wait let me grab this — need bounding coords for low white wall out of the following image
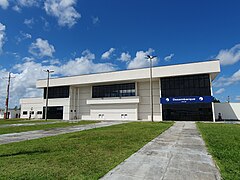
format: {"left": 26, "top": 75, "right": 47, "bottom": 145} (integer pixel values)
{"left": 20, "top": 98, "right": 70, "bottom": 120}
{"left": 214, "top": 103, "right": 240, "bottom": 120}
{"left": 90, "top": 104, "right": 138, "bottom": 121}
{"left": 20, "top": 98, "right": 44, "bottom": 119}
{"left": 0, "top": 109, "right": 21, "bottom": 119}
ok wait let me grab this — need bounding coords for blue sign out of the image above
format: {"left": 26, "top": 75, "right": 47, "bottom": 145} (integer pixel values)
{"left": 160, "top": 96, "right": 214, "bottom": 104}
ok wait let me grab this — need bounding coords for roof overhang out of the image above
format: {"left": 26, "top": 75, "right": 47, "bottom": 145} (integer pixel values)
{"left": 36, "top": 60, "right": 221, "bottom": 88}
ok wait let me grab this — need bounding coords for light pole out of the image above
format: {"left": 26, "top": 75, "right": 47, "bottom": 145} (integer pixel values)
{"left": 146, "top": 55, "right": 157, "bottom": 122}
{"left": 43, "top": 69, "right": 54, "bottom": 121}
{"left": 3, "top": 72, "right": 15, "bottom": 119}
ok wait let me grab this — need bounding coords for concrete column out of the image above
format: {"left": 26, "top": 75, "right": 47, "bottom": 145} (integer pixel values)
{"left": 159, "top": 78, "right": 163, "bottom": 121}
{"left": 209, "top": 75, "right": 216, "bottom": 122}
{"left": 69, "top": 87, "right": 74, "bottom": 120}
{"left": 78, "top": 88, "right": 80, "bottom": 119}
{"left": 135, "top": 82, "right": 139, "bottom": 120}
{"left": 135, "top": 82, "right": 138, "bottom": 96}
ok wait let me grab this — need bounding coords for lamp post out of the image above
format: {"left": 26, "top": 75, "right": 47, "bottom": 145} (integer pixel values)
{"left": 43, "top": 69, "right": 54, "bottom": 121}
{"left": 146, "top": 55, "right": 157, "bottom": 122}
{"left": 3, "top": 72, "right": 15, "bottom": 119}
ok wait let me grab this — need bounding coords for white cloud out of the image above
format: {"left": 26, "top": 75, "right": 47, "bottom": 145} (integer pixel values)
{"left": 92, "top": 16, "right": 99, "bottom": 24}
{"left": 22, "top": 56, "right": 35, "bottom": 62}
{"left": 0, "top": 22, "right": 6, "bottom": 54}
{"left": 12, "top": 5, "right": 21, "bottom": 12}
{"left": 22, "top": 32, "right": 31, "bottom": 39}
{"left": 118, "top": 52, "right": 131, "bottom": 62}
{"left": 213, "top": 69, "right": 240, "bottom": 87}
{"left": 0, "top": 69, "right": 8, "bottom": 107}
{"left": 41, "top": 17, "right": 50, "bottom": 31}
{"left": 49, "top": 59, "right": 61, "bottom": 65}
{"left": 16, "top": 31, "right": 32, "bottom": 43}
{"left": 216, "top": 44, "right": 240, "bottom": 65}
{"left": 0, "top": 0, "right": 9, "bottom": 9}
{"left": 58, "top": 50, "right": 116, "bottom": 76}
{"left": 101, "top": 48, "right": 115, "bottom": 60}
{"left": 236, "top": 96, "right": 240, "bottom": 101}
{"left": 12, "top": 0, "right": 40, "bottom": 12}
{"left": 12, "top": 52, "right": 20, "bottom": 59}
{"left": 0, "top": 50, "right": 117, "bottom": 108}
{"left": 42, "top": 59, "right": 61, "bottom": 65}
{"left": 29, "top": 38, "right": 55, "bottom": 58}
{"left": 16, "top": 0, "right": 39, "bottom": 7}
{"left": 215, "top": 88, "right": 225, "bottom": 94}
{"left": 24, "top": 18, "right": 34, "bottom": 28}
{"left": 0, "top": 63, "right": 44, "bottom": 109}
{"left": 164, "top": 53, "right": 174, "bottom": 61}
{"left": 44, "top": 0, "right": 80, "bottom": 28}
{"left": 127, "top": 48, "right": 157, "bottom": 69}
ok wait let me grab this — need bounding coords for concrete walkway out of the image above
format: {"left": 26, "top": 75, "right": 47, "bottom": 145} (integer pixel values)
{"left": 102, "top": 122, "right": 221, "bottom": 180}
{"left": 0, "top": 121, "right": 57, "bottom": 128}
{"left": 0, "top": 121, "right": 125, "bottom": 145}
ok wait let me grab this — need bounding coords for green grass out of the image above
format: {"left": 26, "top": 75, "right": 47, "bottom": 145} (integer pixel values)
{"left": 197, "top": 123, "right": 240, "bottom": 180}
{"left": 0, "top": 121, "right": 98, "bottom": 135}
{"left": 0, "top": 119, "right": 57, "bottom": 125}
{"left": 0, "top": 122, "right": 173, "bottom": 179}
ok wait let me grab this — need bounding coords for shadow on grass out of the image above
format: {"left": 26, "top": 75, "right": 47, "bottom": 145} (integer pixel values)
{"left": 0, "top": 149, "right": 50, "bottom": 157}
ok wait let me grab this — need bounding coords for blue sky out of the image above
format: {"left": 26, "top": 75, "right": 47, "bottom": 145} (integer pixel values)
{"left": 0, "top": 0, "right": 240, "bottom": 108}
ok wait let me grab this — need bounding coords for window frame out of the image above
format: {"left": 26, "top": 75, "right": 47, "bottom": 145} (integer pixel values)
{"left": 92, "top": 83, "right": 136, "bottom": 98}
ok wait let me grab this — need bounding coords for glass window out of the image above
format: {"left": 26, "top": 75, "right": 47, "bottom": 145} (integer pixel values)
{"left": 44, "top": 86, "right": 69, "bottom": 99}
{"left": 92, "top": 83, "right": 135, "bottom": 98}
{"left": 23, "top": 111, "right": 27, "bottom": 115}
{"left": 161, "top": 74, "right": 211, "bottom": 97}
{"left": 162, "top": 103, "right": 213, "bottom": 121}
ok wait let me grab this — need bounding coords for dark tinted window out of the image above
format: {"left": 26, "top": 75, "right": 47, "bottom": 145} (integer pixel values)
{"left": 23, "top": 111, "right": 27, "bottom": 115}
{"left": 43, "top": 106, "right": 63, "bottom": 119}
{"left": 92, "top": 83, "right": 135, "bottom": 98}
{"left": 44, "top": 86, "right": 69, "bottom": 99}
{"left": 162, "top": 103, "right": 213, "bottom": 121}
{"left": 161, "top": 74, "right": 211, "bottom": 97}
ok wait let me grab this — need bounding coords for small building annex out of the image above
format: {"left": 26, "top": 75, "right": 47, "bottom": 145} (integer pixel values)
{"left": 20, "top": 60, "right": 221, "bottom": 121}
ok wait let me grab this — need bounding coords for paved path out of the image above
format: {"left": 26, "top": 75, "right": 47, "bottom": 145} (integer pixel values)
{"left": 0, "top": 121, "right": 57, "bottom": 128}
{"left": 0, "top": 121, "right": 125, "bottom": 145}
{"left": 102, "top": 122, "right": 221, "bottom": 180}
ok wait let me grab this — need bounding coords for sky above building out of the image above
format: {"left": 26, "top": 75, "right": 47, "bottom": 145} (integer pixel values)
{"left": 0, "top": 0, "right": 240, "bottom": 108}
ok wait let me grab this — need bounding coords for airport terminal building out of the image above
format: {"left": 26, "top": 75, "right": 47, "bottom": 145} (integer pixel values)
{"left": 20, "top": 60, "right": 221, "bottom": 121}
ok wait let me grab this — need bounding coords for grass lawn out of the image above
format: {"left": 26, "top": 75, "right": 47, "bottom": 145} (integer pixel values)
{"left": 0, "top": 119, "right": 57, "bottom": 125}
{"left": 197, "top": 123, "right": 240, "bottom": 180}
{"left": 0, "top": 121, "right": 173, "bottom": 179}
{"left": 0, "top": 120, "right": 98, "bottom": 135}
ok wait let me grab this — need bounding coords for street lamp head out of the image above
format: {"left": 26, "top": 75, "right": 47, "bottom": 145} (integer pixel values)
{"left": 43, "top": 69, "right": 54, "bottom": 73}
{"left": 146, "top": 55, "right": 157, "bottom": 60}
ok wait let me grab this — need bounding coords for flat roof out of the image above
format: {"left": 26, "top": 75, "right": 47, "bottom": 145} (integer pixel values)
{"left": 37, "top": 60, "right": 221, "bottom": 88}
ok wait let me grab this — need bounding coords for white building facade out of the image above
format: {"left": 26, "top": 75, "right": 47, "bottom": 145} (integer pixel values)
{"left": 20, "top": 60, "right": 222, "bottom": 121}
{"left": 0, "top": 109, "right": 21, "bottom": 119}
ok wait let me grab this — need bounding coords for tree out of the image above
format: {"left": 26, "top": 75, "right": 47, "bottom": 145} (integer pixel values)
{"left": 213, "top": 97, "right": 220, "bottom": 103}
